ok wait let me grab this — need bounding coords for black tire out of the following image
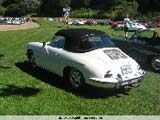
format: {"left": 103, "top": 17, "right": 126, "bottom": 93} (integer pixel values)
{"left": 68, "top": 68, "right": 85, "bottom": 90}
{"left": 151, "top": 56, "right": 160, "bottom": 71}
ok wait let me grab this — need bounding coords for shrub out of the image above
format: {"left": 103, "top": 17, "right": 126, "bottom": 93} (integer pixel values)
{"left": 0, "top": 6, "right": 6, "bottom": 15}
{"left": 5, "top": 4, "right": 23, "bottom": 17}
{"left": 70, "top": 8, "right": 98, "bottom": 18}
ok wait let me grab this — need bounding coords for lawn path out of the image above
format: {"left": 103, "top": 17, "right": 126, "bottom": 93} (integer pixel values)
{"left": 0, "top": 22, "right": 40, "bottom": 31}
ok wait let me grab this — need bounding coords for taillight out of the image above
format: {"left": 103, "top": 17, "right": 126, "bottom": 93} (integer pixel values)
{"left": 104, "top": 70, "right": 113, "bottom": 78}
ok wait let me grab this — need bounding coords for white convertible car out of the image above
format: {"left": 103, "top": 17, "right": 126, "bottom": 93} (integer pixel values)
{"left": 26, "top": 29, "right": 145, "bottom": 90}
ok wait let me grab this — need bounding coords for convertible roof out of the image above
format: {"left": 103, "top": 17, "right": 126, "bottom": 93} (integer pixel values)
{"left": 55, "top": 29, "right": 106, "bottom": 52}
{"left": 55, "top": 28, "right": 105, "bottom": 41}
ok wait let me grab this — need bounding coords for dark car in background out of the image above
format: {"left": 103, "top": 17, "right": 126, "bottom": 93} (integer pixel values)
{"left": 113, "top": 29, "right": 160, "bottom": 71}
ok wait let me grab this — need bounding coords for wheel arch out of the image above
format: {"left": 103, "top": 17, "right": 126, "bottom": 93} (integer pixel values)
{"left": 27, "top": 49, "right": 33, "bottom": 60}
{"left": 63, "top": 66, "right": 72, "bottom": 79}
{"left": 63, "top": 66, "right": 87, "bottom": 89}
{"left": 149, "top": 55, "right": 160, "bottom": 71}
{"left": 63, "top": 66, "right": 86, "bottom": 80}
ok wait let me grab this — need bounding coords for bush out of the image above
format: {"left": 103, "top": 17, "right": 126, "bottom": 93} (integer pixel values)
{"left": 147, "top": 12, "right": 160, "bottom": 21}
{"left": 19, "top": 0, "right": 41, "bottom": 15}
{"left": 0, "top": 6, "right": 6, "bottom": 15}
{"left": 70, "top": 8, "right": 98, "bottom": 18}
{"left": 5, "top": 4, "right": 23, "bottom": 17}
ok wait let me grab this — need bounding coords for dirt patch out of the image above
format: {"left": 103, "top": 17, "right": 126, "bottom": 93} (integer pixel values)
{"left": 0, "top": 22, "right": 40, "bottom": 31}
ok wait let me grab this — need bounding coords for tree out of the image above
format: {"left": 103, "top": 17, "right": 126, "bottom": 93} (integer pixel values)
{"left": 5, "top": 3, "right": 22, "bottom": 16}
{"left": 0, "top": 0, "right": 4, "bottom": 5}
{"left": 81, "top": 0, "right": 92, "bottom": 7}
{"left": 70, "top": 0, "right": 83, "bottom": 9}
{"left": 0, "top": 6, "right": 6, "bottom": 15}
{"left": 58, "top": 0, "right": 71, "bottom": 7}
{"left": 39, "top": 0, "right": 61, "bottom": 16}
{"left": 19, "top": 0, "right": 41, "bottom": 15}
{"left": 2, "top": 0, "right": 19, "bottom": 7}
{"left": 90, "top": 0, "right": 116, "bottom": 10}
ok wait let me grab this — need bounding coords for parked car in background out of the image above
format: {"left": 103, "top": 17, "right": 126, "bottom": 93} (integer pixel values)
{"left": 0, "top": 17, "right": 28, "bottom": 25}
{"left": 11, "top": 18, "right": 22, "bottom": 25}
{"left": 140, "top": 22, "right": 149, "bottom": 28}
{"left": 96, "top": 20, "right": 109, "bottom": 25}
{"left": 109, "top": 21, "right": 118, "bottom": 28}
{"left": 153, "top": 22, "right": 160, "bottom": 28}
{"left": 113, "top": 29, "right": 160, "bottom": 71}
{"left": 85, "top": 20, "right": 97, "bottom": 25}
{"left": 26, "top": 29, "right": 145, "bottom": 90}
{"left": 68, "top": 19, "right": 86, "bottom": 25}
{"left": 115, "top": 21, "right": 147, "bottom": 31}
{"left": 0, "top": 18, "right": 5, "bottom": 24}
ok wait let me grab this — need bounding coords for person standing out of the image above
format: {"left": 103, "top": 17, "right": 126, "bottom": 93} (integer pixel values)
{"left": 63, "top": 5, "right": 71, "bottom": 28}
{"left": 123, "top": 14, "right": 130, "bottom": 39}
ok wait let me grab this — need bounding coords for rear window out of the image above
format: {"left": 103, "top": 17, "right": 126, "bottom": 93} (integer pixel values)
{"left": 79, "top": 35, "right": 115, "bottom": 51}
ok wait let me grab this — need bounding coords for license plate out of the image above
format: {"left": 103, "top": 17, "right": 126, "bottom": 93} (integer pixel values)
{"left": 121, "top": 65, "right": 132, "bottom": 75}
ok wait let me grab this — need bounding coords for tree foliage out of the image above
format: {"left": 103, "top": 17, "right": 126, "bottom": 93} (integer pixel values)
{"left": 81, "top": 0, "right": 92, "bottom": 7}
{"left": 0, "top": 5, "right": 5, "bottom": 15}
{"left": 137, "top": 0, "right": 160, "bottom": 14}
{"left": 19, "top": 0, "right": 41, "bottom": 15}
{"left": 2, "top": 0, "right": 41, "bottom": 16}
{"left": 1, "top": 0, "right": 160, "bottom": 20}
{"left": 5, "top": 3, "right": 22, "bottom": 16}
{"left": 58, "top": 0, "right": 71, "bottom": 7}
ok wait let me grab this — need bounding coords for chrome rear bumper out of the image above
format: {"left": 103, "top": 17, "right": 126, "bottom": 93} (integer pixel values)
{"left": 115, "top": 76, "right": 144, "bottom": 89}
{"left": 88, "top": 75, "right": 145, "bottom": 89}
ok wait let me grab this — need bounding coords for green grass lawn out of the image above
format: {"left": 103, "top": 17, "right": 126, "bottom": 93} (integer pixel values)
{"left": 0, "top": 19, "right": 160, "bottom": 115}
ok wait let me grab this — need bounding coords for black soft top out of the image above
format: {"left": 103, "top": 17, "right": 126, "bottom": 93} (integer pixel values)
{"left": 55, "top": 28, "right": 106, "bottom": 52}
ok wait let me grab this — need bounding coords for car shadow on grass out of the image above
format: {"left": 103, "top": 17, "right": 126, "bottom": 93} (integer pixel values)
{"left": 0, "top": 83, "right": 40, "bottom": 97}
{"left": 15, "top": 61, "right": 130, "bottom": 99}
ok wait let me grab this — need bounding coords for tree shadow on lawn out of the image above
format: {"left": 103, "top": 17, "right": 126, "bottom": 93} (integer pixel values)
{"left": 0, "top": 54, "right": 4, "bottom": 57}
{"left": 0, "top": 83, "right": 40, "bottom": 97}
{"left": 0, "top": 54, "right": 11, "bottom": 69}
{"left": 0, "top": 65, "right": 11, "bottom": 69}
{"left": 15, "top": 61, "right": 130, "bottom": 99}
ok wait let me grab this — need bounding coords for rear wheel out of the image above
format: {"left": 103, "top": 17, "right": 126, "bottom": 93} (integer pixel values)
{"left": 68, "top": 68, "right": 85, "bottom": 90}
{"left": 151, "top": 56, "right": 160, "bottom": 71}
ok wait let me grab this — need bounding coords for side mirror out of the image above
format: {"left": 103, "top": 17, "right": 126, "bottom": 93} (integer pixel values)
{"left": 42, "top": 42, "right": 46, "bottom": 47}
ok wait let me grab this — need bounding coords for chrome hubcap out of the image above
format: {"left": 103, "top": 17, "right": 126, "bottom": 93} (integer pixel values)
{"left": 69, "top": 70, "right": 82, "bottom": 88}
{"left": 151, "top": 57, "right": 160, "bottom": 71}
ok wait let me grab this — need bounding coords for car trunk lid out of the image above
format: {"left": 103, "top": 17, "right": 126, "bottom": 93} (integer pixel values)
{"left": 87, "top": 48, "right": 139, "bottom": 81}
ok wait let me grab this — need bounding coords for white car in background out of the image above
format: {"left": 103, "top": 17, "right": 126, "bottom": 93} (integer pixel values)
{"left": 129, "top": 22, "right": 147, "bottom": 31}
{"left": 68, "top": 20, "right": 86, "bottom": 25}
{"left": 26, "top": 29, "right": 145, "bottom": 90}
{"left": 6, "top": 20, "right": 12, "bottom": 24}
{"left": 11, "top": 18, "right": 22, "bottom": 25}
{"left": 116, "top": 21, "right": 147, "bottom": 31}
